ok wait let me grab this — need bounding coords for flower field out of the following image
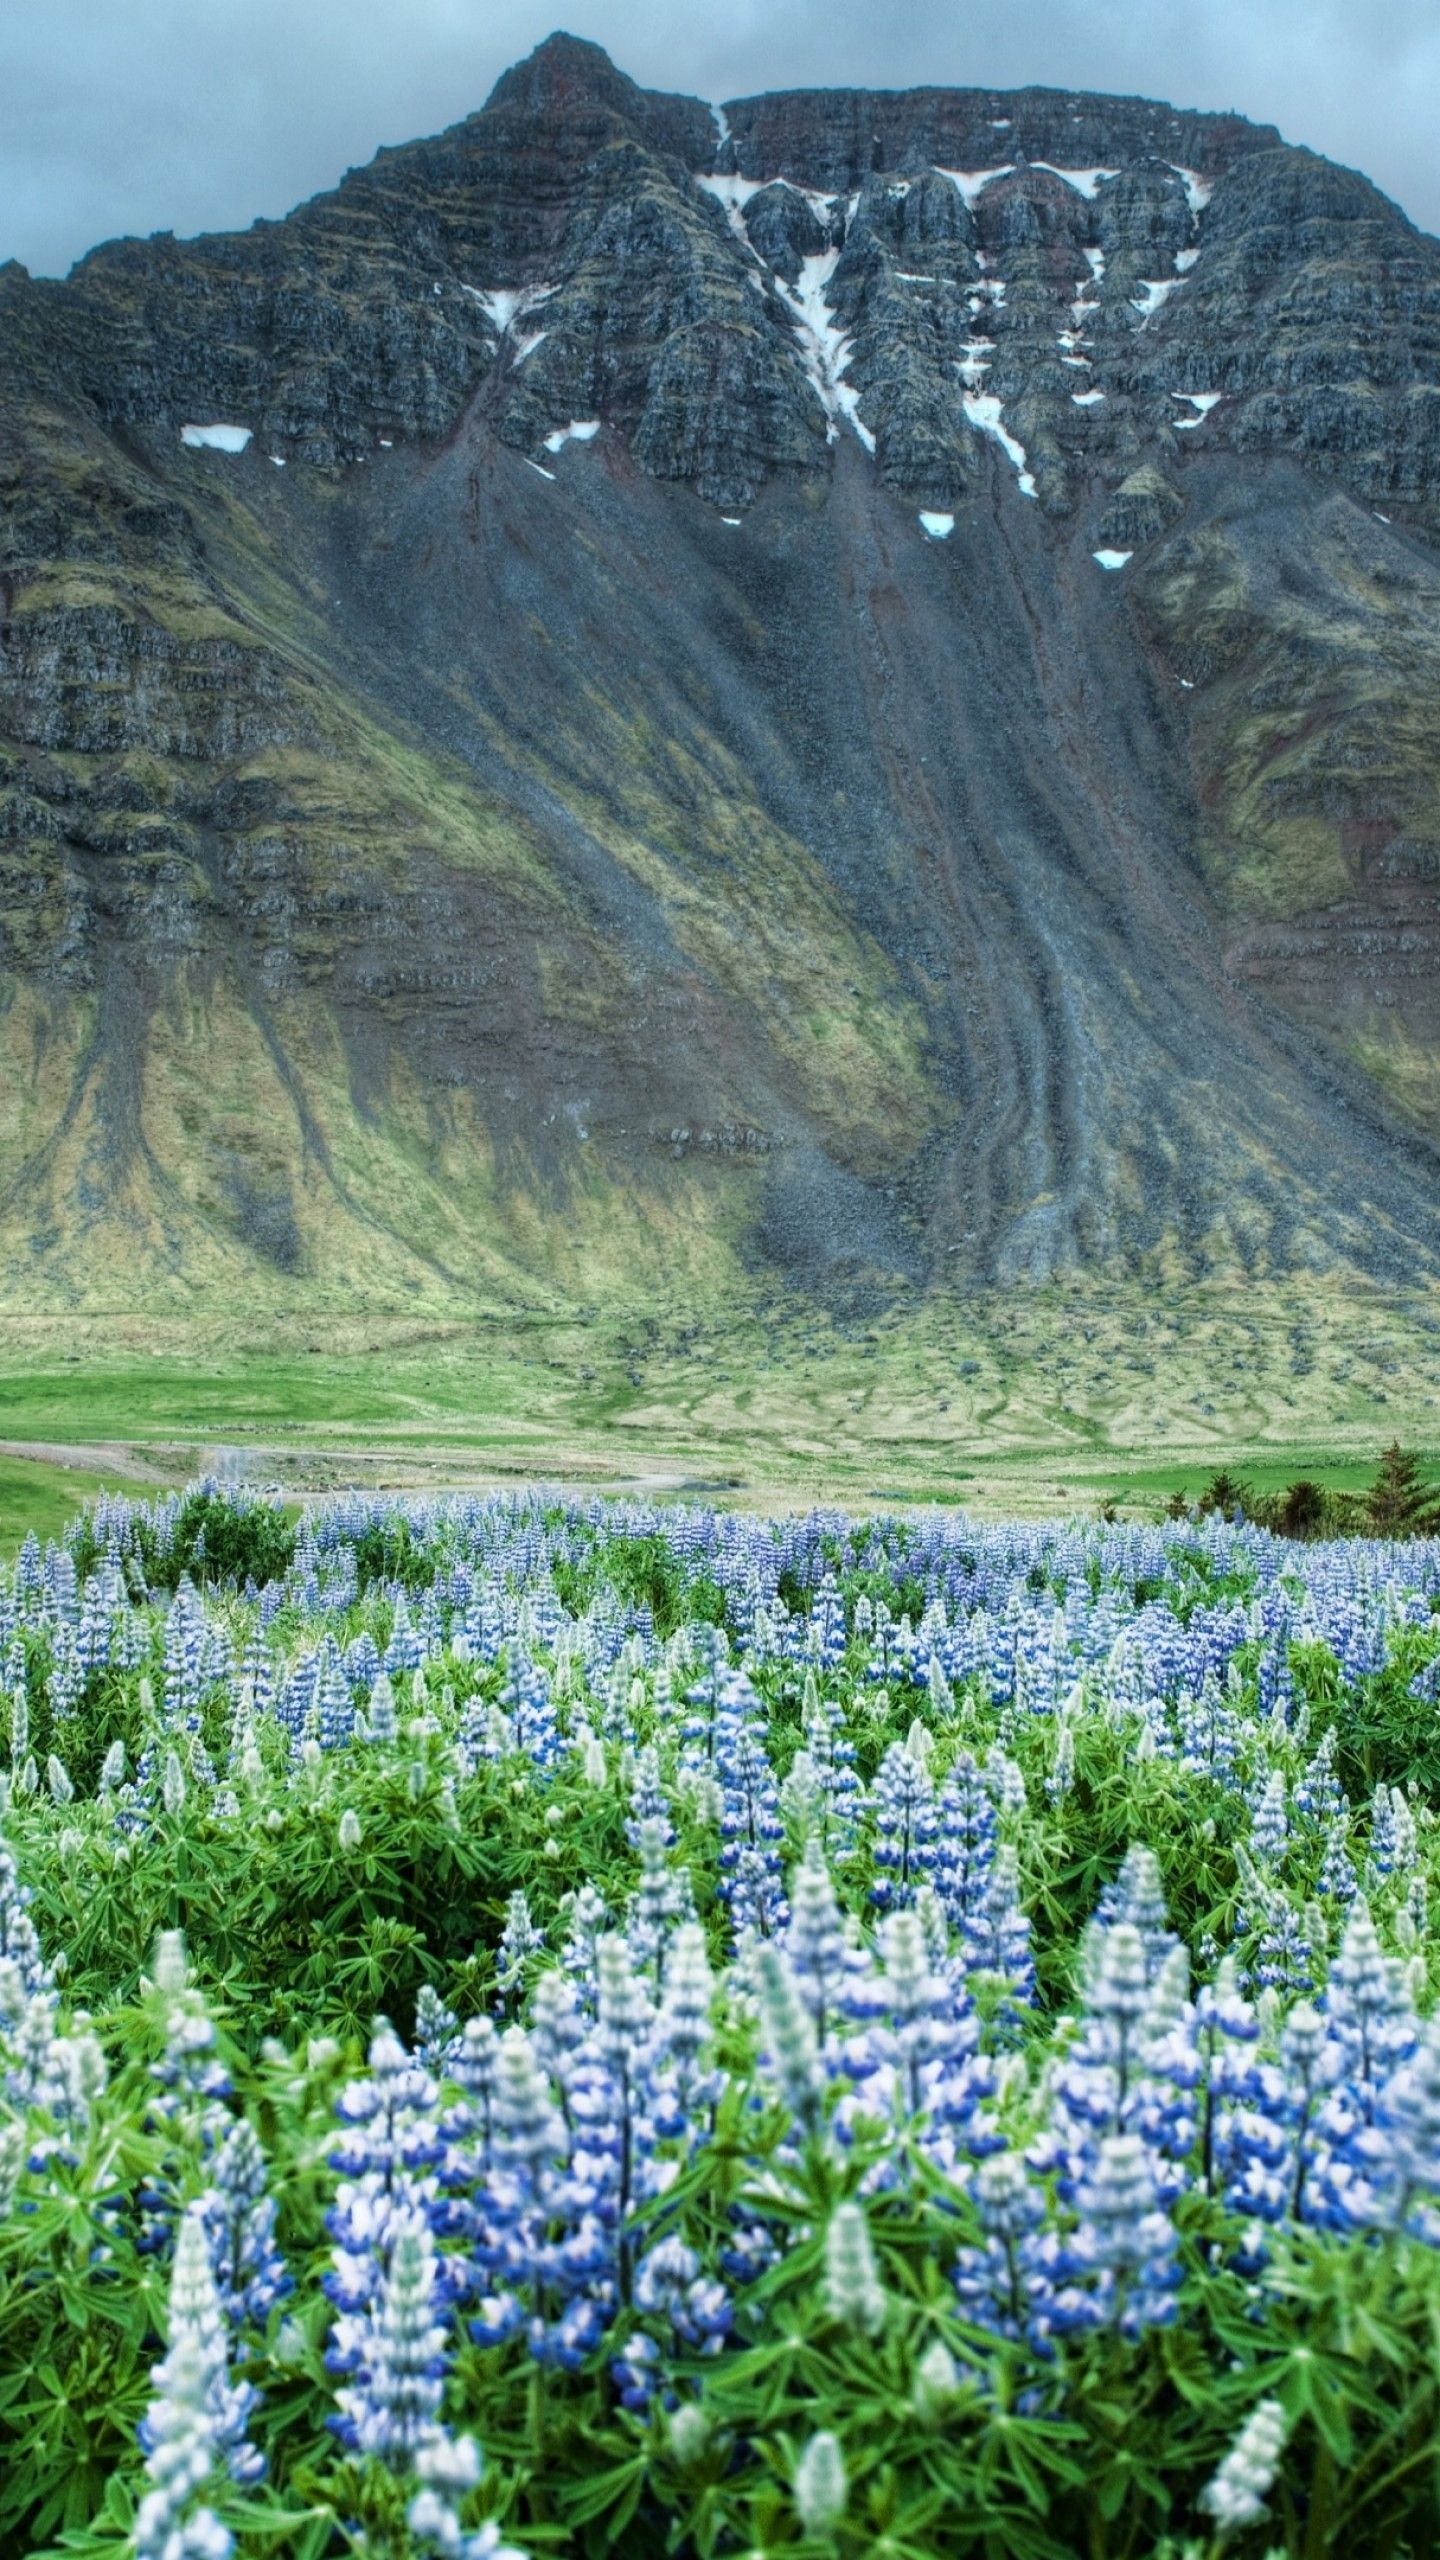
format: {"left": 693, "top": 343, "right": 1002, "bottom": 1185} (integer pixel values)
{"left": 5, "top": 1486, "right": 1440, "bottom": 2560}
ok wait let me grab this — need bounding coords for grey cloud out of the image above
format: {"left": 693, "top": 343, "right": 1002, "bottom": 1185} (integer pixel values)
{"left": 3, "top": 0, "right": 1438, "bottom": 277}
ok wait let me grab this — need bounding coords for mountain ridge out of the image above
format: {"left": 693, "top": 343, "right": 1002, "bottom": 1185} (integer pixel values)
{"left": 3, "top": 32, "right": 1440, "bottom": 1350}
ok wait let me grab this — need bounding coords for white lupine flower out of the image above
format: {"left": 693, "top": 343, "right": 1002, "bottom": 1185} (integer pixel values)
{"left": 338, "top": 1807, "right": 363, "bottom": 1852}
{"left": 162, "top": 1751, "right": 187, "bottom": 1816}
{"left": 1199, "top": 2397, "right": 1288, "bottom": 2529}
{"left": 824, "top": 2201, "right": 887, "bottom": 2336}
{"left": 0, "top": 2120, "right": 27, "bottom": 2216}
{"left": 154, "top": 1930, "right": 190, "bottom": 1995}
{"left": 134, "top": 2203, "right": 258, "bottom": 2560}
{"left": 406, "top": 2427, "right": 530, "bottom": 2559}
{"left": 98, "top": 1739, "right": 126, "bottom": 1793}
{"left": 793, "top": 2431, "right": 847, "bottom": 2534}
{"left": 754, "top": 1945, "right": 826, "bottom": 2134}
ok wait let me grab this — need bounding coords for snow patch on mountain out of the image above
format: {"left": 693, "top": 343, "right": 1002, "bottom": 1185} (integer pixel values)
{"left": 775, "top": 251, "right": 875, "bottom": 452}
{"left": 180, "top": 423, "right": 251, "bottom": 453}
{"left": 962, "top": 393, "right": 1037, "bottom": 497}
{"left": 543, "top": 420, "right": 601, "bottom": 453}
{"left": 936, "top": 165, "right": 1014, "bottom": 210}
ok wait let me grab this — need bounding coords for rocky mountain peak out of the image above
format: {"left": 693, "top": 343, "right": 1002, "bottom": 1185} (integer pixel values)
{"left": 4, "top": 43, "right": 1440, "bottom": 1321}
{"left": 480, "top": 29, "right": 715, "bottom": 166}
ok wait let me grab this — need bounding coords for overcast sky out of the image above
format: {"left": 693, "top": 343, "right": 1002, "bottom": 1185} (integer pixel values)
{"left": 4, "top": 0, "right": 1437, "bottom": 278}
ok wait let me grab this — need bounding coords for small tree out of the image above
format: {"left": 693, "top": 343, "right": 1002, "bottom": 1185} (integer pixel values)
{"left": 1364, "top": 1441, "right": 1440, "bottom": 1539}
{"left": 1198, "top": 1470, "right": 1252, "bottom": 1521}
{"left": 1274, "top": 1478, "right": 1327, "bottom": 1541}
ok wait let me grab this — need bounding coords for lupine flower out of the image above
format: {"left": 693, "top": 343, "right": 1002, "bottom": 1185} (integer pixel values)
{"left": 198, "top": 2118, "right": 289, "bottom": 2330}
{"left": 626, "top": 1816, "right": 692, "bottom": 1973}
{"left": 135, "top": 1938, "right": 233, "bottom": 2258}
{"left": 135, "top": 2201, "right": 262, "bottom": 2560}
{"left": 329, "top": 2201, "right": 450, "bottom": 2459}
{"left": 933, "top": 1752, "right": 997, "bottom": 1931}
{"left": 954, "top": 2146, "right": 1082, "bottom": 2351}
{"left": 1249, "top": 1771, "right": 1288, "bottom": 1867}
{"left": 1070, "top": 2131, "right": 1181, "bottom": 2335}
{"left": 1374, "top": 2015, "right": 1440, "bottom": 2239}
{"left": 962, "top": 1843, "right": 1034, "bottom": 2012}
{"left": 1198, "top": 2397, "right": 1288, "bottom": 2530}
{"left": 495, "top": 1894, "right": 544, "bottom": 2011}
{"left": 1095, "top": 1848, "right": 1179, "bottom": 1982}
{"left": 823, "top": 2201, "right": 887, "bottom": 2335}
{"left": 869, "top": 1739, "right": 938, "bottom": 1909}
{"left": 793, "top": 2431, "right": 847, "bottom": 2535}
{"left": 614, "top": 2234, "right": 731, "bottom": 2406}
{"left": 1318, "top": 1817, "right": 1358, "bottom": 1904}
{"left": 785, "top": 1846, "right": 876, "bottom": 2048}
{"left": 754, "top": 1945, "right": 827, "bottom": 2139}
{"left": 415, "top": 1988, "right": 461, "bottom": 2075}
{"left": 407, "top": 2434, "right": 529, "bottom": 2559}
{"left": 1041, "top": 1916, "right": 1197, "bottom": 2211}
{"left": 0, "top": 1830, "right": 53, "bottom": 2000}
{"left": 654, "top": 1921, "right": 720, "bottom": 2108}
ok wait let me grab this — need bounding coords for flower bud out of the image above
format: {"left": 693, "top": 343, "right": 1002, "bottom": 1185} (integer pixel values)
{"left": 667, "top": 2402, "right": 709, "bottom": 2467}
{"left": 153, "top": 1929, "right": 189, "bottom": 1994}
{"left": 913, "top": 2337, "right": 959, "bottom": 2422}
{"left": 793, "top": 2432, "right": 847, "bottom": 2536}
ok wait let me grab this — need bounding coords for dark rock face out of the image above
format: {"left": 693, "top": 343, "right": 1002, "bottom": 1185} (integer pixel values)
{"left": 1101, "top": 465, "right": 1184, "bottom": 547}
{"left": 5, "top": 30, "right": 1440, "bottom": 1308}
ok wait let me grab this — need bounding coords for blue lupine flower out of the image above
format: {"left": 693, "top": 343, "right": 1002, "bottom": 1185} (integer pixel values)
{"left": 329, "top": 2200, "right": 450, "bottom": 2459}
{"left": 785, "top": 1845, "right": 877, "bottom": 2049}
{"left": 495, "top": 1894, "right": 544, "bottom": 2013}
{"left": 963, "top": 1844, "right": 1035, "bottom": 2013}
{"left": 934, "top": 1752, "right": 997, "bottom": 1932}
{"left": 869, "top": 1740, "right": 939, "bottom": 1910}
{"left": 954, "top": 2148, "right": 1085, "bottom": 2352}
{"left": 1068, "top": 2131, "right": 1181, "bottom": 2335}
{"left": 198, "top": 2118, "right": 290, "bottom": 2330}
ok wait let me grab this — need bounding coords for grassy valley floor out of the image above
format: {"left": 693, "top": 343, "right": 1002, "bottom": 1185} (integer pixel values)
{"left": 0, "top": 1268, "right": 1436, "bottom": 1542}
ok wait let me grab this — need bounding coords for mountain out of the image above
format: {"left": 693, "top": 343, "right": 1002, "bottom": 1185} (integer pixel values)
{"left": 5, "top": 30, "right": 1440, "bottom": 1345}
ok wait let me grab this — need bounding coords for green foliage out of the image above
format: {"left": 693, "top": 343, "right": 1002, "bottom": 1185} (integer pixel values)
{"left": 352, "top": 1515, "right": 432, "bottom": 1593}
{"left": 72, "top": 1488, "right": 296, "bottom": 1592}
